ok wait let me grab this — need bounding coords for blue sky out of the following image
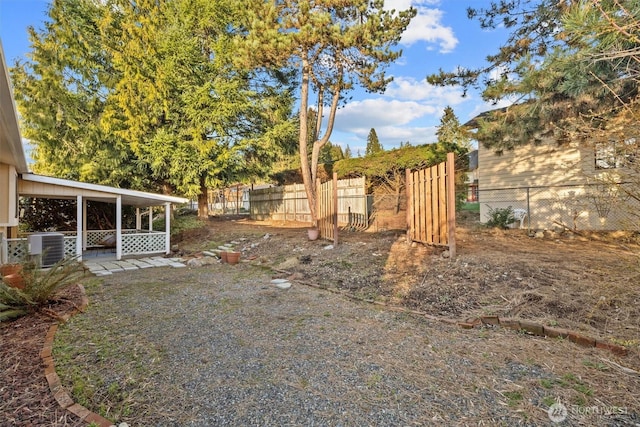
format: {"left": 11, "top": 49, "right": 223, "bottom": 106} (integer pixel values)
{"left": 0, "top": 0, "right": 511, "bottom": 155}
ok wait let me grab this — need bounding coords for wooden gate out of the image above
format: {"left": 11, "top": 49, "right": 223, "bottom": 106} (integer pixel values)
{"left": 406, "top": 152, "right": 456, "bottom": 258}
{"left": 317, "top": 173, "right": 338, "bottom": 245}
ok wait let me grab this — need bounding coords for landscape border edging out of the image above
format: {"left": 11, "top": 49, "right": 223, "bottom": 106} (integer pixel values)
{"left": 40, "top": 284, "right": 115, "bottom": 427}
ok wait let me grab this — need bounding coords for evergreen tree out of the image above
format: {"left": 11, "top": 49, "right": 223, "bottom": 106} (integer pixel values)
{"left": 436, "top": 107, "right": 472, "bottom": 152}
{"left": 11, "top": 0, "right": 143, "bottom": 188}
{"left": 344, "top": 145, "right": 353, "bottom": 159}
{"left": 12, "top": 0, "right": 297, "bottom": 218}
{"left": 239, "top": 0, "right": 416, "bottom": 225}
{"left": 365, "top": 128, "right": 384, "bottom": 156}
{"left": 319, "top": 142, "right": 344, "bottom": 164}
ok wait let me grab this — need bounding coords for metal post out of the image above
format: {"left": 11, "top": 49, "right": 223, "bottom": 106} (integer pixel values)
{"left": 526, "top": 187, "right": 531, "bottom": 231}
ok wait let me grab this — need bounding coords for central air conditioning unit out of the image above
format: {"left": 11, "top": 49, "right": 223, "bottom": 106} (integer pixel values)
{"left": 28, "top": 232, "right": 65, "bottom": 267}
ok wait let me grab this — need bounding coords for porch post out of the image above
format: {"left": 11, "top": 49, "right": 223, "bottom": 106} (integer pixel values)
{"left": 148, "top": 206, "right": 153, "bottom": 231}
{"left": 164, "top": 202, "right": 171, "bottom": 255}
{"left": 82, "top": 198, "right": 87, "bottom": 250}
{"left": 1, "top": 231, "right": 7, "bottom": 264}
{"left": 136, "top": 208, "right": 141, "bottom": 231}
{"left": 116, "top": 195, "right": 122, "bottom": 260}
{"left": 76, "top": 195, "right": 83, "bottom": 261}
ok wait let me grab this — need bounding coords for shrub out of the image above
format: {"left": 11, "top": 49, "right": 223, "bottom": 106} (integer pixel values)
{"left": 0, "top": 257, "right": 87, "bottom": 321}
{"left": 485, "top": 205, "right": 516, "bottom": 229}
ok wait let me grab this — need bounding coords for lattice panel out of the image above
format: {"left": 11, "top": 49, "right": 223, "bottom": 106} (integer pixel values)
{"left": 64, "top": 237, "right": 78, "bottom": 257}
{"left": 7, "top": 239, "right": 28, "bottom": 263}
{"left": 122, "top": 233, "right": 165, "bottom": 255}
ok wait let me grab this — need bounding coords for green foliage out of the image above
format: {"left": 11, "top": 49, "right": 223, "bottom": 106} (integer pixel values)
{"left": 153, "top": 210, "right": 207, "bottom": 238}
{"left": 11, "top": 0, "right": 142, "bottom": 187}
{"left": 319, "top": 142, "right": 345, "bottom": 164}
{"left": 365, "top": 128, "right": 384, "bottom": 157}
{"left": 430, "top": 1, "right": 640, "bottom": 154}
{"left": 428, "top": 0, "right": 569, "bottom": 95}
{"left": 334, "top": 142, "right": 467, "bottom": 180}
{"left": 436, "top": 107, "right": 472, "bottom": 151}
{"left": 0, "top": 257, "right": 87, "bottom": 322}
{"left": 12, "top": 0, "right": 297, "bottom": 216}
{"left": 485, "top": 206, "right": 516, "bottom": 229}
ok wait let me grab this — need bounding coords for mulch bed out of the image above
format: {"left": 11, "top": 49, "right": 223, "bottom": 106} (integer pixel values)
{"left": 0, "top": 285, "right": 85, "bottom": 427}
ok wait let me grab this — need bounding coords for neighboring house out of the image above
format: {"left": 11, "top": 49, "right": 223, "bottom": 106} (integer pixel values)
{"left": 477, "top": 134, "right": 638, "bottom": 231}
{"left": 0, "top": 44, "right": 188, "bottom": 264}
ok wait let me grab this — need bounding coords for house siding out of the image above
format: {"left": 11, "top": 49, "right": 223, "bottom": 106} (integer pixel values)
{"left": 0, "top": 162, "right": 18, "bottom": 227}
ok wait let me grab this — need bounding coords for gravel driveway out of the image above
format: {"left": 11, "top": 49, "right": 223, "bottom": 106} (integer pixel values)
{"left": 54, "top": 264, "right": 639, "bottom": 426}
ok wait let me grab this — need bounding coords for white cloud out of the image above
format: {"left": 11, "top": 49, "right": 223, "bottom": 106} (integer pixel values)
{"left": 332, "top": 97, "right": 448, "bottom": 148}
{"left": 336, "top": 98, "right": 436, "bottom": 129}
{"left": 331, "top": 124, "right": 439, "bottom": 152}
{"left": 328, "top": 75, "right": 471, "bottom": 148}
{"left": 385, "top": 76, "right": 465, "bottom": 104}
{"left": 386, "top": 1, "right": 458, "bottom": 53}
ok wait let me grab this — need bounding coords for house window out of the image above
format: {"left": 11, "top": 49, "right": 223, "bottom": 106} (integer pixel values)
{"left": 595, "top": 138, "right": 637, "bottom": 169}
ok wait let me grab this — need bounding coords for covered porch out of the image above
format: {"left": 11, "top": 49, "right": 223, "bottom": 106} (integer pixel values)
{"left": 1, "top": 173, "right": 187, "bottom": 263}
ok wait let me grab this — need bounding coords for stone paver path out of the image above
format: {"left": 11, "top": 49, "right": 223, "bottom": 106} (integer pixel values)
{"left": 84, "top": 256, "right": 185, "bottom": 276}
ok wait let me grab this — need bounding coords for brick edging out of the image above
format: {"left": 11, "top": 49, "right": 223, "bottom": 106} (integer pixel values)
{"left": 457, "top": 315, "right": 628, "bottom": 355}
{"left": 40, "top": 284, "right": 114, "bottom": 427}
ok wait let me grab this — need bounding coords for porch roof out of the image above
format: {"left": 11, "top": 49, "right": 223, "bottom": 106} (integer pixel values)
{"left": 19, "top": 173, "right": 188, "bottom": 207}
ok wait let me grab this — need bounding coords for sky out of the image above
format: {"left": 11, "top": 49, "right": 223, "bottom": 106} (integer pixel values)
{"left": 0, "top": 0, "right": 513, "bottom": 156}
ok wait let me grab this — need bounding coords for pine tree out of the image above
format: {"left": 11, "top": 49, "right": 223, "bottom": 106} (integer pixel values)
{"left": 436, "top": 107, "right": 472, "bottom": 152}
{"left": 365, "top": 128, "right": 384, "bottom": 156}
{"left": 344, "top": 145, "right": 353, "bottom": 159}
{"left": 239, "top": 0, "right": 416, "bottom": 225}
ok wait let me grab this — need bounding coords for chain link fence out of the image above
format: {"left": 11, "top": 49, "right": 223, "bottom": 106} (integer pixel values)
{"left": 478, "top": 182, "right": 639, "bottom": 231}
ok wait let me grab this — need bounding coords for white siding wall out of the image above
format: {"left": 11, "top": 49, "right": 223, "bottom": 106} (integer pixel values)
{"left": 0, "top": 163, "right": 18, "bottom": 227}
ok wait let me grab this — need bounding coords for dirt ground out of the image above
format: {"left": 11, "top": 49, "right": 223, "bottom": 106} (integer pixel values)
{"left": 1, "top": 213, "right": 639, "bottom": 426}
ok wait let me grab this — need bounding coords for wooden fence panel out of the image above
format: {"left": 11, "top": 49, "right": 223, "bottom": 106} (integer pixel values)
{"left": 317, "top": 173, "right": 338, "bottom": 244}
{"left": 249, "top": 177, "right": 366, "bottom": 228}
{"left": 407, "top": 153, "right": 456, "bottom": 257}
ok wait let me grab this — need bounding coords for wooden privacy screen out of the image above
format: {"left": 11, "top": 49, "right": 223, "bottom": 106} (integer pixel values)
{"left": 317, "top": 173, "right": 338, "bottom": 245}
{"left": 406, "top": 152, "right": 456, "bottom": 258}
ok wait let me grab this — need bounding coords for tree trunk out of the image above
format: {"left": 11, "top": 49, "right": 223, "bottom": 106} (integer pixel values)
{"left": 299, "top": 57, "right": 318, "bottom": 225}
{"left": 197, "top": 177, "right": 209, "bottom": 219}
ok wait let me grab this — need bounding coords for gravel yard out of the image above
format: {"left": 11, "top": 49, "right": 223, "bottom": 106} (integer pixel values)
{"left": 3, "top": 216, "right": 640, "bottom": 426}
{"left": 54, "top": 263, "right": 639, "bottom": 426}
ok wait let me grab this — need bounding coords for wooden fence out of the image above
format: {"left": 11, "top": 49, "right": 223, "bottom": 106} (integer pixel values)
{"left": 406, "top": 152, "right": 456, "bottom": 258}
{"left": 249, "top": 177, "right": 367, "bottom": 227}
{"left": 317, "top": 174, "right": 338, "bottom": 244}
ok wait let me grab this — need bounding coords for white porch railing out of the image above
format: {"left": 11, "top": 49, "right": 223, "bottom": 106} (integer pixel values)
{"left": 7, "top": 229, "right": 167, "bottom": 262}
{"left": 122, "top": 231, "right": 166, "bottom": 256}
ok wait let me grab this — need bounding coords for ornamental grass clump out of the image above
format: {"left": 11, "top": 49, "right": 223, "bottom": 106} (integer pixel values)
{"left": 0, "top": 257, "right": 87, "bottom": 322}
